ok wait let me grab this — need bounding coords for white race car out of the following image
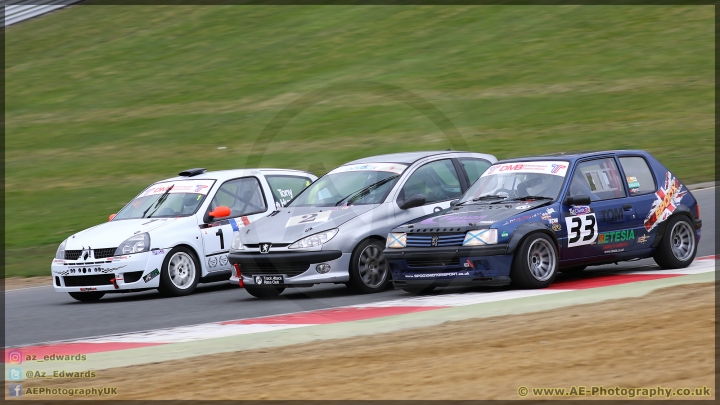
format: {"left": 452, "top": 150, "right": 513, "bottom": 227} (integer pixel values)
{"left": 51, "top": 168, "right": 317, "bottom": 301}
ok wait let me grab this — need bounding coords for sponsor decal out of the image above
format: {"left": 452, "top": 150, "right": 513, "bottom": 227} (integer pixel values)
{"left": 565, "top": 213, "right": 598, "bottom": 247}
{"left": 219, "top": 255, "right": 229, "bottom": 266}
{"left": 405, "top": 271, "right": 471, "bottom": 278}
{"left": 502, "top": 212, "right": 542, "bottom": 226}
{"left": 286, "top": 211, "right": 332, "bottom": 227}
{"left": 547, "top": 218, "right": 558, "bottom": 224}
{"left": 637, "top": 234, "right": 650, "bottom": 244}
{"left": 208, "top": 256, "right": 218, "bottom": 267}
{"left": 152, "top": 249, "right": 165, "bottom": 255}
{"left": 478, "top": 220, "right": 496, "bottom": 224}
{"left": 541, "top": 213, "right": 552, "bottom": 221}
{"left": 143, "top": 268, "right": 160, "bottom": 283}
{"left": 329, "top": 163, "right": 407, "bottom": 175}
{"left": 277, "top": 188, "right": 294, "bottom": 206}
{"left": 481, "top": 161, "right": 569, "bottom": 177}
{"left": 602, "top": 242, "right": 629, "bottom": 253}
{"left": 516, "top": 205, "right": 532, "bottom": 210}
{"left": 599, "top": 208, "right": 624, "bottom": 222}
{"left": 552, "top": 223, "right": 562, "bottom": 232}
{"left": 644, "top": 172, "right": 687, "bottom": 231}
{"left": 569, "top": 205, "right": 591, "bottom": 215}
{"left": 140, "top": 180, "right": 215, "bottom": 197}
{"left": 501, "top": 231, "right": 509, "bottom": 238}
{"left": 598, "top": 229, "right": 635, "bottom": 244}
{"left": 627, "top": 176, "right": 640, "bottom": 192}
{"left": 546, "top": 208, "right": 555, "bottom": 214}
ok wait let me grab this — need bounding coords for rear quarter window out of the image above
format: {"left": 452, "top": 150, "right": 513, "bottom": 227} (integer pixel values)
{"left": 266, "top": 175, "right": 313, "bottom": 208}
{"left": 619, "top": 157, "right": 657, "bottom": 195}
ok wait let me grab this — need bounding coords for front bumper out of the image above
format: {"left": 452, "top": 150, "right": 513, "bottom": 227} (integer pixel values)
{"left": 384, "top": 244, "right": 513, "bottom": 287}
{"left": 228, "top": 250, "right": 351, "bottom": 286}
{"left": 51, "top": 250, "right": 167, "bottom": 293}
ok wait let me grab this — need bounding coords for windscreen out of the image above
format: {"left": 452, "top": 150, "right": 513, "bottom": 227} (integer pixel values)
{"left": 288, "top": 163, "right": 407, "bottom": 207}
{"left": 113, "top": 179, "right": 215, "bottom": 220}
{"left": 459, "top": 161, "right": 569, "bottom": 203}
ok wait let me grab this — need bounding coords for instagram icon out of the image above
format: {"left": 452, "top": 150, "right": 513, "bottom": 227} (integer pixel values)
{"left": 7, "top": 350, "right": 23, "bottom": 364}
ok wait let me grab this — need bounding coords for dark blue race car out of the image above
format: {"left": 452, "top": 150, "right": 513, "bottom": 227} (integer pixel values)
{"left": 384, "top": 150, "right": 702, "bottom": 293}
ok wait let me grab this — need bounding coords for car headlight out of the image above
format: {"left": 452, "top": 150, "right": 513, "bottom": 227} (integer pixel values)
{"left": 288, "top": 229, "right": 339, "bottom": 249}
{"left": 386, "top": 232, "right": 407, "bottom": 249}
{"left": 55, "top": 239, "right": 67, "bottom": 259}
{"left": 462, "top": 229, "right": 498, "bottom": 246}
{"left": 114, "top": 233, "right": 151, "bottom": 255}
{"left": 231, "top": 233, "right": 245, "bottom": 250}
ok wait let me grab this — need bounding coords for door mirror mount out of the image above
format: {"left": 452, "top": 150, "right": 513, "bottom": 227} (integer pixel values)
{"left": 399, "top": 194, "right": 426, "bottom": 210}
{"left": 207, "top": 206, "right": 232, "bottom": 222}
{"left": 564, "top": 195, "right": 591, "bottom": 206}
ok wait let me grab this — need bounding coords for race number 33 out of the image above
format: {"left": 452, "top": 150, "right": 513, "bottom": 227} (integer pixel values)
{"left": 565, "top": 213, "right": 597, "bottom": 247}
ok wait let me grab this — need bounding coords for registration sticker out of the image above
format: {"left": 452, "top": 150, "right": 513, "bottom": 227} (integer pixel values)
{"left": 285, "top": 211, "right": 332, "bottom": 227}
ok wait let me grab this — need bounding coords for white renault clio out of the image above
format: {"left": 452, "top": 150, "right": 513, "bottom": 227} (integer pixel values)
{"left": 51, "top": 168, "right": 316, "bottom": 301}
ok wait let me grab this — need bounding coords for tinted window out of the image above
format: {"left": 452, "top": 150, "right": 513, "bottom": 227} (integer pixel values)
{"left": 399, "top": 159, "right": 461, "bottom": 205}
{"left": 568, "top": 158, "right": 626, "bottom": 201}
{"left": 459, "top": 158, "right": 492, "bottom": 185}
{"left": 619, "top": 157, "right": 657, "bottom": 195}
{"left": 207, "top": 177, "right": 266, "bottom": 219}
{"left": 266, "top": 175, "right": 313, "bottom": 208}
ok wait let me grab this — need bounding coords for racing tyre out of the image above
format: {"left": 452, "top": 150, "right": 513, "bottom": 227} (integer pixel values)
{"left": 158, "top": 246, "right": 200, "bottom": 297}
{"left": 401, "top": 285, "right": 436, "bottom": 294}
{"left": 510, "top": 233, "right": 558, "bottom": 289}
{"left": 559, "top": 265, "right": 586, "bottom": 273}
{"left": 347, "top": 239, "right": 392, "bottom": 293}
{"left": 68, "top": 292, "right": 105, "bottom": 302}
{"left": 653, "top": 215, "right": 697, "bottom": 269}
{"left": 244, "top": 285, "right": 285, "bottom": 298}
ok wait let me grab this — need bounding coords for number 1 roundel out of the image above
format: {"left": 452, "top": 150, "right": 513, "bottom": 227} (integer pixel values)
{"left": 565, "top": 213, "right": 598, "bottom": 247}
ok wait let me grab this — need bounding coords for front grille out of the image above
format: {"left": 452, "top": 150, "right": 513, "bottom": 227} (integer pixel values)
{"left": 406, "top": 257, "right": 460, "bottom": 267}
{"left": 406, "top": 233, "right": 466, "bottom": 248}
{"left": 240, "top": 262, "right": 310, "bottom": 277}
{"left": 63, "top": 274, "right": 115, "bottom": 287}
{"left": 64, "top": 248, "right": 117, "bottom": 261}
{"left": 244, "top": 244, "right": 291, "bottom": 249}
{"left": 93, "top": 248, "right": 117, "bottom": 259}
{"left": 65, "top": 250, "right": 82, "bottom": 260}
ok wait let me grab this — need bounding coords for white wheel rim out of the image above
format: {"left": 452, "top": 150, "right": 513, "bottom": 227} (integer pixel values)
{"left": 168, "top": 252, "right": 196, "bottom": 289}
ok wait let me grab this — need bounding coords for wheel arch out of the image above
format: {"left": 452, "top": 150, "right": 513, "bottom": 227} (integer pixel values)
{"left": 166, "top": 243, "right": 205, "bottom": 276}
{"left": 507, "top": 224, "right": 561, "bottom": 258}
{"left": 650, "top": 205, "right": 695, "bottom": 249}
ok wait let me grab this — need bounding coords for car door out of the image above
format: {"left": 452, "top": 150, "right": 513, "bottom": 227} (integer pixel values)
{"left": 617, "top": 155, "right": 660, "bottom": 250}
{"left": 394, "top": 158, "right": 464, "bottom": 223}
{"left": 561, "top": 156, "right": 637, "bottom": 260}
{"left": 200, "top": 177, "right": 269, "bottom": 273}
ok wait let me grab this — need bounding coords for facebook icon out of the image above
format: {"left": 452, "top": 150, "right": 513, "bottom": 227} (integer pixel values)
{"left": 9, "top": 383, "right": 22, "bottom": 397}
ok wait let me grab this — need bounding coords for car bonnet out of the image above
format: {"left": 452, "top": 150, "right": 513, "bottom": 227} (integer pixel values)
{"left": 65, "top": 217, "right": 184, "bottom": 250}
{"left": 242, "top": 205, "right": 377, "bottom": 244}
{"left": 404, "top": 200, "right": 552, "bottom": 230}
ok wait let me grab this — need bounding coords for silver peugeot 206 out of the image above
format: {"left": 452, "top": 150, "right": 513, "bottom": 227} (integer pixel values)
{"left": 228, "top": 151, "right": 497, "bottom": 298}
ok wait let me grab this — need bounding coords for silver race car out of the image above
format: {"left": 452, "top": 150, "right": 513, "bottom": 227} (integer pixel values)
{"left": 228, "top": 151, "right": 497, "bottom": 297}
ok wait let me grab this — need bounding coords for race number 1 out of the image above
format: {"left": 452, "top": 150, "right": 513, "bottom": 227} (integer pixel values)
{"left": 565, "top": 213, "right": 597, "bottom": 247}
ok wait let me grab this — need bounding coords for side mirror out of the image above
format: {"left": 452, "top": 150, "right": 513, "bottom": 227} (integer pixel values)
{"left": 450, "top": 199, "right": 459, "bottom": 207}
{"left": 108, "top": 214, "right": 116, "bottom": 221}
{"left": 399, "top": 194, "right": 426, "bottom": 210}
{"left": 564, "top": 195, "right": 591, "bottom": 206}
{"left": 207, "top": 206, "right": 231, "bottom": 221}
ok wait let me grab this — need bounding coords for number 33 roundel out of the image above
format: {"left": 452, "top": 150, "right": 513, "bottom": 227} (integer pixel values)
{"left": 565, "top": 213, "right": 598, "bottom": 247}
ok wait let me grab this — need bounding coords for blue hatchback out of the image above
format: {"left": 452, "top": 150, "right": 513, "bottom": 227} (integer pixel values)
{"left": 384, "top": 150, "right": 702, "bottom": 293}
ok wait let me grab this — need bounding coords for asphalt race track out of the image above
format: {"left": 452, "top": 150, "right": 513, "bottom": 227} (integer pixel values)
{"left": 5, "top": 187, "right": 715, "bottom": 348}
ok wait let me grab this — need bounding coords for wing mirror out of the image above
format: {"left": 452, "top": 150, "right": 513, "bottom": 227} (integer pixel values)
{"left": 399, "top": 194, "right": 426, "bottom": 210}
{"left": 450, "top": 199, "right": 459, "bottom": 207}
{"left": 207, "top": 206, "right": 231, "bottom": 221}
{"left": 564, "top": 195, "right": 591, "bottom": 206}
{"left": 108, "top": 214, "right": 116, "bottom": 221}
